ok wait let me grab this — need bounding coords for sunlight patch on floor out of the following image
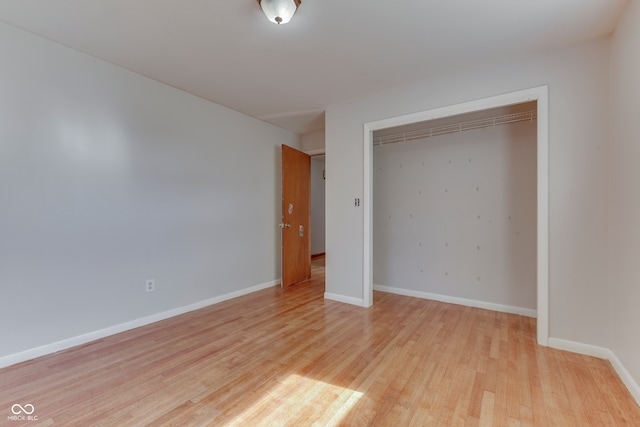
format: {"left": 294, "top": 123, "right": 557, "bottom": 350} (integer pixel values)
{"left": 228, "top": 373, "right": 363, "bottom": 426}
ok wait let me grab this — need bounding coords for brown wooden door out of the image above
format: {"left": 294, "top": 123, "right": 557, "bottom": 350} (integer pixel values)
{"left": 281, "top": 145, "right": 311, "bottom": 288}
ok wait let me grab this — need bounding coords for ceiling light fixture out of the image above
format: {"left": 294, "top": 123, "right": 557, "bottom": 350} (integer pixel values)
{"left": 257, "top": 0, "right": 302, "bottom": 25}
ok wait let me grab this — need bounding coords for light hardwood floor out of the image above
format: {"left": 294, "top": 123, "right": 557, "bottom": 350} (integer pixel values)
{"left": 1, "top": 256, "right": 639, "bottom": 426}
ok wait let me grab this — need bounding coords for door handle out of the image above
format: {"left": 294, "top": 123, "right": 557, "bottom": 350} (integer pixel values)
{"left": 279, "top": 223, "right": 291, "bottom": 228}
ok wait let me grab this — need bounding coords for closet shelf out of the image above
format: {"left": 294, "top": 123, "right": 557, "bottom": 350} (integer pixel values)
{"left": 373, "top": 110, "right": 537, "bottom": 146}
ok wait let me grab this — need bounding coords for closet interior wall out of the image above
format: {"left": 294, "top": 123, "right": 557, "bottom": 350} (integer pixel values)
{"left": 372, "top": 105, "right": 537, "bottom": 313}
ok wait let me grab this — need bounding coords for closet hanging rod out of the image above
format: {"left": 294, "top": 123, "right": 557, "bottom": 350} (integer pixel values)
{"left": 373, "top": 110, "right": 537, "bottom": 146}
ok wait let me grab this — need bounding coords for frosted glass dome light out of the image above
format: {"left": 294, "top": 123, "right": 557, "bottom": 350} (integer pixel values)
{"left": 257, "top": 0, "right": 302, "bottom": 25}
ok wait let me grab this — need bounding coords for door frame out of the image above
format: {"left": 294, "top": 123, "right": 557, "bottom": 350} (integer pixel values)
{"left": 305, "top": 149, "right": 325, "bottom": 156}
{"left": 363, "top": 86, "right": 549, "bottom": 346}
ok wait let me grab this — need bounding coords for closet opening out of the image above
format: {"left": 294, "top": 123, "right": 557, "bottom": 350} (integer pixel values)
{"left": 363, "top": 87, "right": 549, "bottom": 346}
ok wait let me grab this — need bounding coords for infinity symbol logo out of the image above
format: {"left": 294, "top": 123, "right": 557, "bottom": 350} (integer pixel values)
{"left": 11, "top": 404, "right": 35, "bottom": 415}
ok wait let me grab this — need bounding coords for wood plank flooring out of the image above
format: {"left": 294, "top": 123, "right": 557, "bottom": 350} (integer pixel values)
{"left": 1, "top": 256, "right": 639, "bottom": 426}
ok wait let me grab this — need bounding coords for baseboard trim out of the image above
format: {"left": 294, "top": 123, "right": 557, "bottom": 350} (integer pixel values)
{"left": 324, "top": 292, "right": 367, "bottom": 307}
{"left": 547, "top": 337, "right": 610, "bottom": 359}
{"left": 373, "top": 284, "right": 537, "bottom": 318}
{"left": 609, "top": 351, "right": 640, "bottom": 406}
{"left": 0, "top": 279, "right": 281, "bottom": 370}
{"left": 548, "top": 338, "right": 640, "bottom": 406}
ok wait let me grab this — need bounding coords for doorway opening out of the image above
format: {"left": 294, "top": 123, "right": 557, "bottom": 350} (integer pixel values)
{"left": 310, "top": 154, "right": 326, "bottom": 259}
{"left": 363, "top": 87, "right": 549, "bottom": 346}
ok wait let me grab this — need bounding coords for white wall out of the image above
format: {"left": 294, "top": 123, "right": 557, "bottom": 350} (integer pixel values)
{"left": 610, "top": 0, "right": 640, "bottom": 393}
{"left": 310, "top": 156, "right": 326, "bottom": 255}
{"left": 373, "top": 121, "right": 536, "bottom": 312}
{"left": 326, "top": 37, "right": 611, "bottom": 346}
{"left": 0, "top": 23, "right": 299, "bottom": 360}
{"left": 301, "top": 130, "right": 325, "bottom": 152}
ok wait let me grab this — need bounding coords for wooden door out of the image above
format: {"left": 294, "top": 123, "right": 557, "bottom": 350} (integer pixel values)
{"left": 281, "top": 145, "right": 311, "bottom": 288}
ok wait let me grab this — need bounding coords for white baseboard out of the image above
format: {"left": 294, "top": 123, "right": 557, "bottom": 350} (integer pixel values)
{"left": 324, "top": 292, "right": 366, "bottom": 307}
{"left": 0, "top": 279, "right": 280, "bottom": 370}
{"left": 547, "top": 337, "right": 611, "bottom": 359}
{"left": 548, "top": 338, "right": 640, "bottom": 406}
{"left": 373, "top": 284, "right": 537, "bottom": 318}
{"left": 609, "top": 351, "right": 640, "bottom": 406}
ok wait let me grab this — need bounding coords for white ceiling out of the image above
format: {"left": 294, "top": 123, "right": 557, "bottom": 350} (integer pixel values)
{"left": 0, "top": 0, "right": 628, "bottom": 135}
